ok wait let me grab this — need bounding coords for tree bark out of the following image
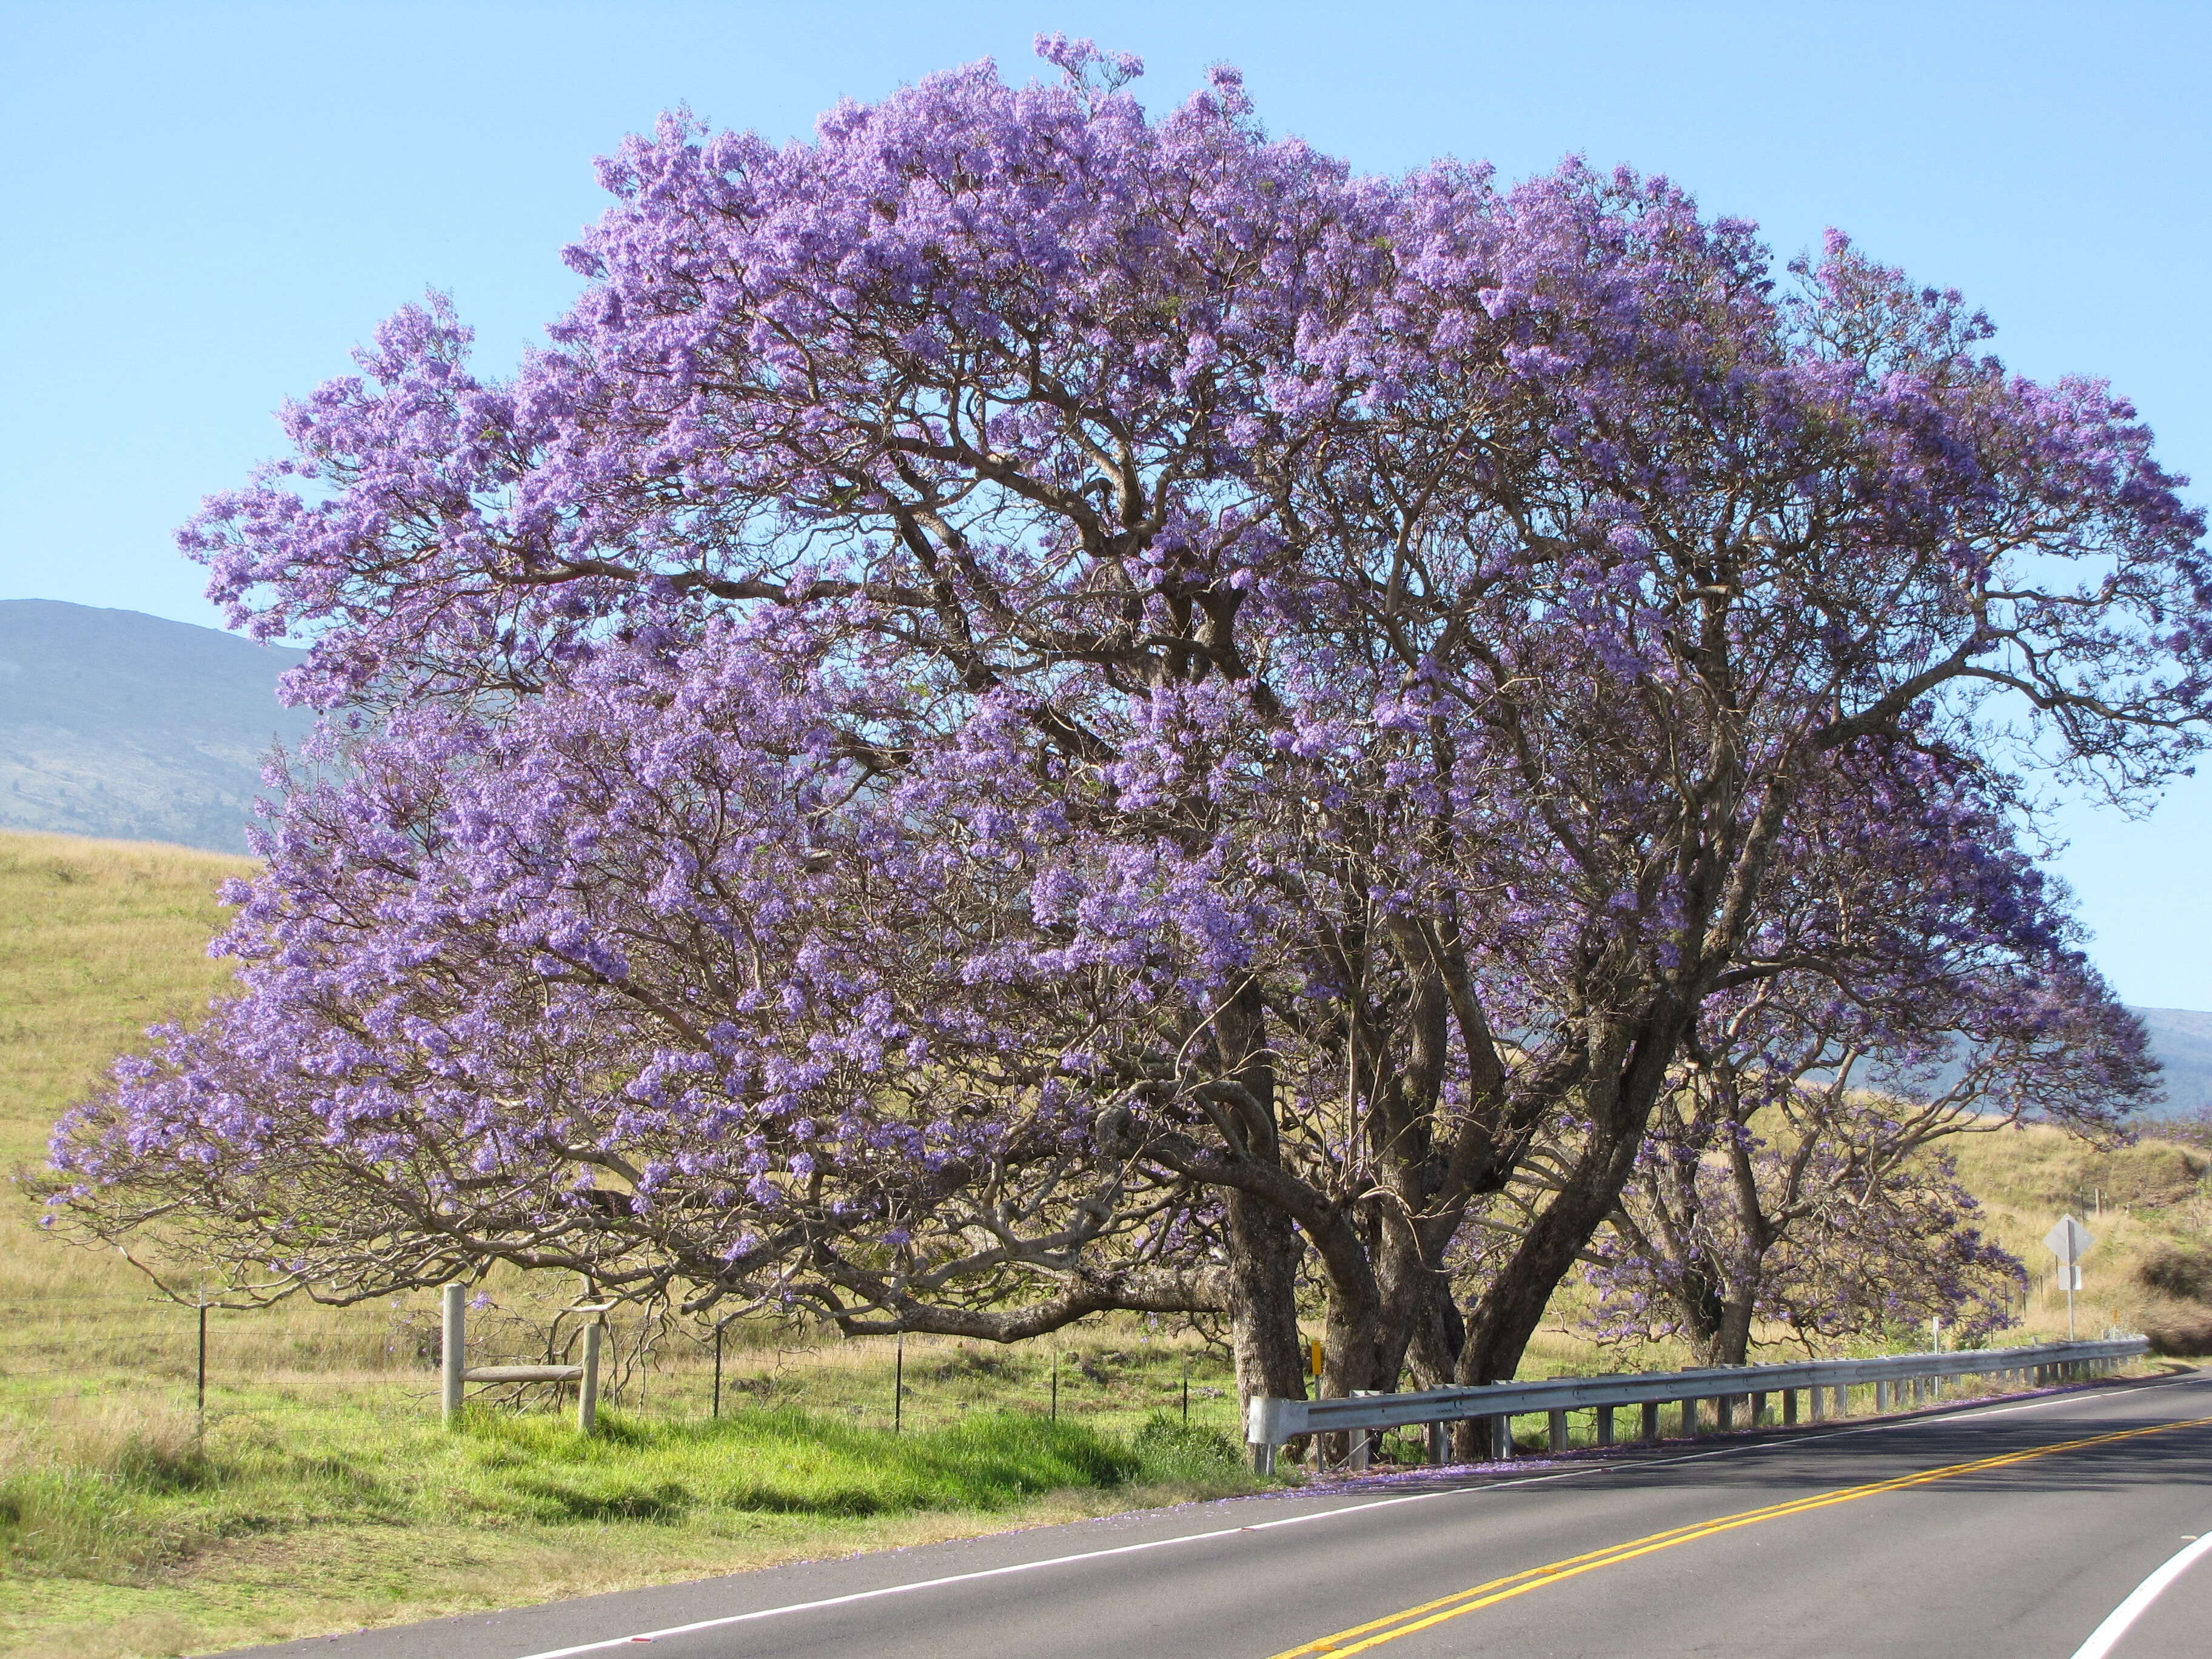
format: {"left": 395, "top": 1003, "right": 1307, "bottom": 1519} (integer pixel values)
{"left": 1225, "top": 1189, "right": 1309, "bottom": 1433}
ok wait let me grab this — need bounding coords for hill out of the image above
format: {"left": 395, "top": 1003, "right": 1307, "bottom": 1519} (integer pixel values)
{"left": 0, "top": 599, "right": 311, "bottom": 854}
{"left": 2132, "top": 1007, "right": 2212, "bottom": 1114}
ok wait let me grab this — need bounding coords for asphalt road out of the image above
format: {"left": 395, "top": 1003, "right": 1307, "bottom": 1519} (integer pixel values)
{"left": 223, "top": 1366, "right": 2212, "bottom": 1658}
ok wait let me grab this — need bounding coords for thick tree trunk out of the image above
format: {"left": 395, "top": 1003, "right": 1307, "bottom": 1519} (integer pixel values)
{"left": 1453, "top": 1012, "right": 1683, "bottom": 1399}
{"left": 1709, "top": 1296, "right": 1757, "bottom": 1369}
{"left": 1226, "top": 1189, "right": 1309, "bottom": 1435}
{"left": 1403, "top": 1270, "right": 1466, "bottom": 1389}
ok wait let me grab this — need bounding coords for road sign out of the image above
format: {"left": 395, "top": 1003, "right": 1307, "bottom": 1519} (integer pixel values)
{"left": 2044, "top": 1215, "right": 2096, "bottom": 1339}
{"left": 2044, "top": 1216, "right": 2096, "bottom": 1265}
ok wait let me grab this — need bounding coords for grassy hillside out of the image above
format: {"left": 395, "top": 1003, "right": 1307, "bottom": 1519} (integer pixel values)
{"left": 0, "top": 831, "right": 254, "bottom": 1326}
{"left": 1948, "top": 1122, "right": 2212, "bottom": 1353}
{"left": 2, "top": 826, "right": 2207, "bottom": 1658}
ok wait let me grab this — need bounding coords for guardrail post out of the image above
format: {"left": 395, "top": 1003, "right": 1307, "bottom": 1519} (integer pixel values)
{"left": 1680, "top": 1398, "right": 1698, "bottom": 1438}
{"left": 1547, "top": 1409, "right": 1568, "bottom": 1452}
{"left": 1488, "top": 1415, "right": 1512, "bottom": 1461}
{"left": 1808, "top": 1386, "right": 1825, "bottom": 1423}
{"left": 1874, "top": 1379, "right": 1890, "bottom": 1413}
{"left": 1423, "top": 1421, "right": 1444, "bottom": 1464}
{"left": 1782, "top": 1389, "right": 1798, "bottom": 1427}
{"left": 1248, "top": 1396, "right": 1294, "bottom": 1475}
{"left": 1596, "top": 1404, "right": 1615, "bottom": 1447}
{"left": 1715, "top": 1393, "right": 1734, "bottom": 1432}
{"left": 1751, "top": 1390, "right": 1767, "bottom": 1426}
{"left": 441, "top": 1283, "right": 466, "bottom": 1427}
{"left": 1638, "top": 1401, "right": 1657, "bottom": 1441}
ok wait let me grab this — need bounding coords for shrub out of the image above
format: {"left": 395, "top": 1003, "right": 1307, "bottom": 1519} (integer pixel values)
{"left": 2137, "top": 1246, "right": 2212, "bottom": 1304}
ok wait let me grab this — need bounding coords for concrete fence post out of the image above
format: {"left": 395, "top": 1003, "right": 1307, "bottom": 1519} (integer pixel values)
{"left": 440, "top": 1282, "right": 466, "bottom": 1427}
{"left": 577, "top": 1318, "right": 603, "bottom": 1433}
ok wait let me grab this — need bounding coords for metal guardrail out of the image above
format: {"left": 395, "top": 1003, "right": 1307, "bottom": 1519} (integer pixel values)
{"left": 1247, "top": 1336, "right": 2148, "bottom": 1473}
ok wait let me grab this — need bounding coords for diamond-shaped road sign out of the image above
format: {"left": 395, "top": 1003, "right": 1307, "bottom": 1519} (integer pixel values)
{"left": 2045, "top": 1215, "right": 2096, "bottom": 1267}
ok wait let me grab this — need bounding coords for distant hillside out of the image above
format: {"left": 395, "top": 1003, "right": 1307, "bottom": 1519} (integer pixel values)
{"left": 2132, "top": 1007, "right": 2212, "bottom": 1115}
{"left": 0, "top": 599, "right": 312, "bottom": 853}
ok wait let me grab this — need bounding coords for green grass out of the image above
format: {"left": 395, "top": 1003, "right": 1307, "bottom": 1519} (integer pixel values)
{"left": 0, "top": 1371, "right": 1250, "bottom": 1658}
{"left": 0, "top": 1387, "right": 1242, "bottom": 1575}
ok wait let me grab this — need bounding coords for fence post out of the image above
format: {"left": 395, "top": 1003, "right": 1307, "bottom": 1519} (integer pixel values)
{"left": 1641, "top": 1400, "right": 1660, "bottom": 1442}
{"left": 196, "top": 1293, "right": 209, "bottom": 1441}
{"left": 578, "top": 1317, "right": 603, "bottom": 1433}
{"left": 1782, "top": 1389, "right": 1797, "bottom": 1427}
{"left": 1680, "top": 1398, "right": 1698, "bottom": 1438}
{"left": 1595, "top": 1404, "right": 1615, "bottom": 1447}
{"left": 441, "top": 1283, "right": 466, "bottom": 1427}
{"left": 1547, "top": 1409, "right": 1569, "bottom": 1452}
{"left": 712, "top": 1321, "right": 723, "bottom": 1419}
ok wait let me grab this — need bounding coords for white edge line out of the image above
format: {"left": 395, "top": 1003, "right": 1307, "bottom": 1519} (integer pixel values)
{"left": 2067, "top": 1529, "right": 2212, "bottom": 1659}
{"left": 506, "top": 1369, "right": 2210, "bottom": 1659}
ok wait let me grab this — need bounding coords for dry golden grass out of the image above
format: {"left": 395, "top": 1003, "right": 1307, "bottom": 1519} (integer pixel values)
{"left": 0, "top": 829, "right": 409, "bottom": 1384}
{"left": 1948, "top": 1120, "right": 2212, "bottom": 1348}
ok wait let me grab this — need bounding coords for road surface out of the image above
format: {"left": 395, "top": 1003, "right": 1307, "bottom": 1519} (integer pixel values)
{"left": 221, "top": 1365, "right": 2212, "bottom": 1658}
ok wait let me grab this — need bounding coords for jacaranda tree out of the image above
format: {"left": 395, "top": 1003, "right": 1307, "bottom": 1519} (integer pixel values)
{"left": 1579, "top": 756, "right": 2154, "bottom": 1366}
{"left": 49, "top": 40, "right": 2208, "bottom": 1420}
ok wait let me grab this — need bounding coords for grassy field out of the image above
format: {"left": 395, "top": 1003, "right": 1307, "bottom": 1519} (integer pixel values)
{"left": 2, "top": 826, "right": 2207, "bottom": 1658}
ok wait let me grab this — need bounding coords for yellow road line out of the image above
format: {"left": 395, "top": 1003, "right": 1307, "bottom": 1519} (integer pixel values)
{"left": 1264, "top": 1415, "right": 2212, "bottom": 1657}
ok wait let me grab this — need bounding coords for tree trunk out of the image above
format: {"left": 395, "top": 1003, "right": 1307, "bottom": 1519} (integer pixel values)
{"left": 1403, "top": 1270, "right": 1466, "bottom": 1389}
{"left": 1454, "top": 1013, "right": 1682, "bottom": 1392}
{"left": 1225, "top": 1189, "right": 1309, "bottom": 1437}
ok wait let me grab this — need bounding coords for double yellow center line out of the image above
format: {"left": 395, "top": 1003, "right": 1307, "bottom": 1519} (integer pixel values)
{"left": 1265, "top": 1415, "right": 2212, "bottom": 1657}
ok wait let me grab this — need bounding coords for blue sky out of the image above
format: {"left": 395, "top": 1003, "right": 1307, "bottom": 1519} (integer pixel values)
{"left": 3, "top": 1, "right": 2208, "bottom": 1004}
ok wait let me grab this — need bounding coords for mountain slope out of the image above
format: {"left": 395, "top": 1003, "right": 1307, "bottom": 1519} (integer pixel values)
{"left": 0, "top": 598, "right": 312, "bottom": 853}
{"left": 2131, "top": 1007, "right": 2212, "bottom": 1114}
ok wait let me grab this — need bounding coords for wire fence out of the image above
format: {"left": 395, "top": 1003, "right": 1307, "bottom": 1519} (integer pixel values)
{"left": 0, "top": 1290, "right": 1248, "bottom": 1440}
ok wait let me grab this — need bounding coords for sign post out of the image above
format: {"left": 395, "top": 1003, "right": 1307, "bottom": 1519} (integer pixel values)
{"left": 2043, "top": 1216, "right": 2096, "bottom": 1341}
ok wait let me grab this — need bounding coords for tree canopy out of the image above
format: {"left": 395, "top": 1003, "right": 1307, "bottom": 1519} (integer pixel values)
{"left": 50, "top": 39, "right": 2207, "bottom": 1418}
